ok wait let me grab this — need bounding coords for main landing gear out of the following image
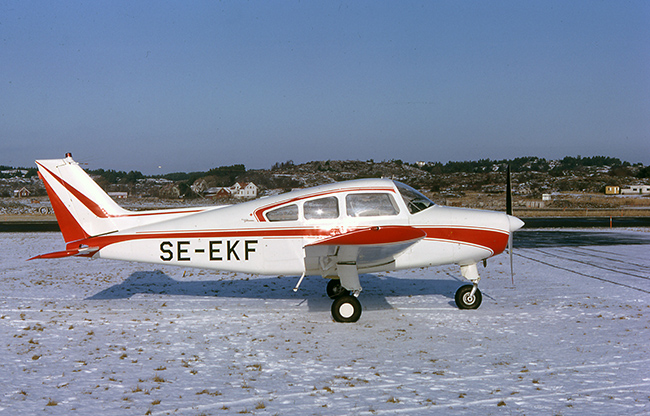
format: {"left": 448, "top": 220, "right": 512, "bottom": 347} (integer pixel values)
{"left": 327, "top": 279, "right": 362, "bottom": 323}
{"left": 326, "top": 279, "right": 349, "bottom": 299}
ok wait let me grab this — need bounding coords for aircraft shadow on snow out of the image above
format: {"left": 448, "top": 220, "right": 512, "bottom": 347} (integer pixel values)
{"left": 87, "top": 271, "right": 463, "bottom": 312}
{"left": 85, "top": 231, "right": 650, "bottom": 311}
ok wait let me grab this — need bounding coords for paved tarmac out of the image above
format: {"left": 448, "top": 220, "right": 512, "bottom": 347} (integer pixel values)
{"left": 514, "top": 228, "right": 650, "bottom": 248}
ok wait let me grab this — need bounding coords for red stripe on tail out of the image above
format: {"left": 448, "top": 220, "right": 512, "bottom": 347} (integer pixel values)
{"left": 39, "top": 172, "right": 89, "bottom": 243}
{"left": 36, "top": 162, "right": 110, "bottom": 218}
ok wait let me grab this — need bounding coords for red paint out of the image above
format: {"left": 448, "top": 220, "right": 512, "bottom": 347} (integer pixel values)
{"left": 39, "top": 171, "right": 90, "bottom": 243}
{"left": 420, "top": 227, "right": 509, "bottom": 255}
{"left": 37, "top": 162, "right": 110, "bottom": 218}
{"left": 307, "top": 226, "right": 426, "bottom": 246}
{"left": 49, "top": 225, "right": 509, "bottom": 257}
{"left": 37, "top": 162, "right": 203, "bottom": 219}
{"left": 72, "top": 227, "right": 334, "bottom": 251}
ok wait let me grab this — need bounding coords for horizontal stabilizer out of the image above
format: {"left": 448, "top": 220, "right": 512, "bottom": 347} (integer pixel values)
{"left": 29, "top": 246, "right": 99, "bottom": 260}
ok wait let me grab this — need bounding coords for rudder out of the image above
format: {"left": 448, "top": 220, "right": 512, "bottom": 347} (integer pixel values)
{"left": 36, "top": 153, "right": 129, "bottom": 243}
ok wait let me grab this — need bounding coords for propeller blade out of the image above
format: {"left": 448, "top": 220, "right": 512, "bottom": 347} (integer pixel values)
{"left": 506, "top": 164, "right": 514, "bottom": 284}
{"left": 506, "top": 164, "right": 512, "bottom": 216}
{"left": 509, "top": 231, "right": 514, "bottom": 285}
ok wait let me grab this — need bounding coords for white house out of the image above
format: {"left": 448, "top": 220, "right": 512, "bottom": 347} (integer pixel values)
{"left": 620, "top": 185, "right": 650, "bottom": 195}
{"left": 229, "top": 182, "right": 258, "bottom": 199}
{"left": 108, "top": 191, "right": 128, "bottom": 199}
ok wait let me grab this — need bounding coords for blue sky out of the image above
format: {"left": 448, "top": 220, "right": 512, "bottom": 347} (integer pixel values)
{"left": 1, "top": 1, "right": 648, "bottom": 173}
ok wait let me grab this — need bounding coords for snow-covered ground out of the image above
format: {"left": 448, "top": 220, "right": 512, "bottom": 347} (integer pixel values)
{"left": 1, "top": 230, "right": 649, "bottom": 415}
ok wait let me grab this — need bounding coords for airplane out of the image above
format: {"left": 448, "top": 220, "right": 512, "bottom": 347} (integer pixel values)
{"left": 31, "top": 153, "right": 524, "bottom": 322}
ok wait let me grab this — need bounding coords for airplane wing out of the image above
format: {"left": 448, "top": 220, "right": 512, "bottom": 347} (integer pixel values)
{"left": 304, "top": 226, "right": 425, "bottom": 291}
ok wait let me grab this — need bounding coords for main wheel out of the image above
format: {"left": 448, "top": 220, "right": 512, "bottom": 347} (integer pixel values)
{"left": 326, "top": 279, "right": 349, "bottom": 299}
{"left": 331, "top": 295, "right": 362, "bottom": 323}
{"left": 455, "top": 285, "right": 482, "bottom": 309}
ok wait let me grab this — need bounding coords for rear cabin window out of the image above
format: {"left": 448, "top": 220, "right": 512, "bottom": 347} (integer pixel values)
{"left": 266, "top": 204, "right": 299, "bottom": 222}
{"left": 346, "top": 193, "right": 400, "bottom": 217}
{"left": 304, "top": 197, "right": 339, "bottom": 219}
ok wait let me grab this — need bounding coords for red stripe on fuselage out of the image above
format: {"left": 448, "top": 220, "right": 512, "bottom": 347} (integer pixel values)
{"left": 65, "top": 225, "right": 509, "bottom": 257}
{"left": 420, "top": 226, "right": 509, "bottom": 255}
{"left": 307, "top": 226, "right": 425, "bottom": 246}
{"left": 69, "top": 227, "right": 335, "bottom": 250}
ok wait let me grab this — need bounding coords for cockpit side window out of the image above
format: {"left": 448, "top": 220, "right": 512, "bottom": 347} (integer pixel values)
{"left": 346, "top": 193, "right": 400, "bottom": 217}
{"left": 395, "top": 181, "right": 434, "bottom": 214}
{"left": 266, "top": 204, "right": 299, "bottom": 222}
{"left": 304, "top": 197, "right": 339, "bottom": 219}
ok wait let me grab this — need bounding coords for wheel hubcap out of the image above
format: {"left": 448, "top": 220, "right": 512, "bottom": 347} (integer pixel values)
{"left": 339, "top": 303, "right": 354, "bottom": 318}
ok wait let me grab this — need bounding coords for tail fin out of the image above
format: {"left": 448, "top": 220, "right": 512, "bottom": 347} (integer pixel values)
{"left": 36, "top": 153, "right": 129, "bottom": 243}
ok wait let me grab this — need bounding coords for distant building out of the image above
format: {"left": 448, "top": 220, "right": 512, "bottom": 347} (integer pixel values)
{"left": 191, "top": 179, "right": 209, "bottom": 194}
{"left": 13, "top": 187, "right": 30, "bottom": 197}
{"left": 108, "top": 191, "right": 128, "bottom": 199}
{"left": 229, "top": 182, "right": 258, "bottom": 199}
{"left": 620, "top": 185, "right": 650, "bottom": 195}
{"left": 159, "top": 184, "right": 182, "bottom": 199}
{"left": 3, "top": 169, "right": 28, "bottom": 176}
{"left": 605, "top": 186, "right": 620, "bottom": 195}
{"left": 525, "top": 200, "right": 545, "bottom": 208}
{"left": 206, "top": 187, "right": 233, "bottom": 199}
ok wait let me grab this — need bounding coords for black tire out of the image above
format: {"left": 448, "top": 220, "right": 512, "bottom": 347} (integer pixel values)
{"left": 455, "top": 285, "right": 482, "bottom": 309}
{"left": 326, "top": 279, "right": 349, "bottom": 299}
{"left": 331, "top": 295, "right": 362, "bottom": 323}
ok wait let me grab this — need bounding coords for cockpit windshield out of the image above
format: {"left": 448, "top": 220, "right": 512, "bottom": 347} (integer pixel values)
{"left": 395, "top": 181, "right": 434, "bottom": 214}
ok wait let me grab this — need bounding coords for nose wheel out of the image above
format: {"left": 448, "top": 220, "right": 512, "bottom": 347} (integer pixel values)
{"left": 455, "top": 284, "right": 482, "bottom": 309}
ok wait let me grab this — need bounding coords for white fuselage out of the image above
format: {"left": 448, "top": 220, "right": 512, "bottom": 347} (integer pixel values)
{"left": 81, "top": 180, "right": 515, "bottom": 277}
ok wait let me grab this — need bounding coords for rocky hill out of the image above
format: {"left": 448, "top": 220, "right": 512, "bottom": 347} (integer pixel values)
{"left": 2, "top": 157, "right": 649, "bottom": 217}
{"left": 238, "top": 157, "right": 648, "bottom": 198}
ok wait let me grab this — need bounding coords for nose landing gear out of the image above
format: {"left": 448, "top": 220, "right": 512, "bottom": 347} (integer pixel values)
{"left": 454, "top": 284, "right": 482, "bottom": 309}
{"left": 455, "top": 263, "right": 483, "bottom": 309}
